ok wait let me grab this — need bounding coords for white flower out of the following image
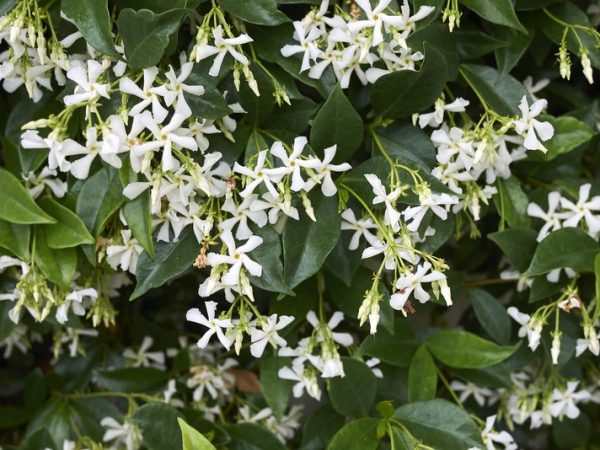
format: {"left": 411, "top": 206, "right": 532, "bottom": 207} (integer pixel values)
{"left": 560, "top": 183, "right": 600, "bottom": 235}
{"left": 193, "top": 25, "right": 253, "bottom": 76}
{"left": 550, "top": 381, "right": 591, "bottom": 419}
{"left": 270, "top": 137, "right": 319, "bottom": 192}
{"left": 341, "top": 208, "right": 378, "bottom": 250}
{"left": 390, "top": 262, "right": 450, "bottom": 310}
{"left": 234, "top": 149, "right": 285, "bottom": 199}
{"left": 186, "top": 300, "right": 233, "bottom": 350}
{"left": 403, "top": 187, "right": 458, "bottom": 232}
{"left": 307, "top": 145, "right": 352, "bottom": 196}
{"left": 151, "top": 62, "right": 204, "bottom": 116}
{"left": 207, "top": 230, "right": 263, "bottom": 285}
{"left": 365, "top": 357, "right": 383, "bottom": 378}
{"left": 220, "top": 195, "right": 269, "bottom": 240}
{"left": 23, "top": 167, "right": 67, "bottom": 198}
{"left": 575, "top": 324, "right": 600, "bottom": 357}
{"left": 480, "top": 415, "right": 517, "bottom": 450}
{"left": 56, "top": 287, "right": 98, "bottom": 324}
{"left": 119, "top": 67, "right": 168, "bottom": 122}
{"left": 306, "top": 310, "right": 353, "bottom": 347}
{"left": 418, "top": 97, "right": 469, "bottom": 129}
{"left": 61, "top": 127, "right": 122, "bottom": 179}
{"left": 101, "top": 417, "right": 142, "bottom": 450}
{"left": 348, "top": 0, "right": 405, "bottom": 46}
{"left": 106, "top": 230, "right": 144, "bottom": 275}
{"left": 507, "top": 307, "right": 542, "bottom": 351}
{"left": 250, "top": 314, "right": 295, "bottom": 357}
{"left": 513, "top": 95, "right": 554, "bottom": 151}
{"left": 364, "top": 173, "right": 402, "bottom": 231}
{"left": 278, "top": 362, "right": 321, "bottom": 400}
{"left": 450, "top": 380, "right": 494, "bottom": 407}
{"left": 281, "top": 21, "right": 322, "bottom": 72}
{"left": 63, "top": 60, "right": 110, "bottom": 106}
{"left": 123, "top": 336, "right": 166, "bottom": 370}
{"left": 527, "top": 191, "right": 565, "bottom": 241}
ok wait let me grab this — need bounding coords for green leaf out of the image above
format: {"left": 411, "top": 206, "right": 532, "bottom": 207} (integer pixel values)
{"left": 238, "top": 66, "right": 275, "bottom": 127}
{"left": 528, "top": 116, "right": 595, "bottom": 162}
{"left": 376, "top": 123, "right": 436, "bottom": 170}
{"left": 407, "top": 24, "right": 458, "bottom": 80}
{"left": 259, "top": 355, "right": 293, "bottom": 421}
{"left": 130, "top": 403, "right": 183, "bottom": 450}
{"left": 34, "top": 227, "right": 77, "bottom": 289}
{"left": 249, "top": 226, "right": 293, "bottom": 295}
{"left": 328, "top": 358, "right": 377, "bottom": 417}
{"left": 123, "top": 192, "right": 155, "bottom": 258}
{"left": 282, "top": 193, "right": 341, "bottom": 289}
{"left": 459, "top": 0, "right": 527, "bottom": 33}
{"left": 267, "top": 97, "right": 317, "bottom": 133}
{"left": 358, "top": 320, "right": 418, "bottom": 367}
{"left": 70, "top": 398, "right": 120, "bottom": 441}
{"left": 494, "top": 27, "right": 533, "bottom": 79}
{"left": 455, "top": 30, "right": 507, "bottom": 60}
{"left": 130, "top": 228, "right": 199, "bottom": 300}
{"left": 19, "top": 428, "right": 56, "bottom": 450}
{"left": 524, "top": 228, "right": 600, "bottom": 277}
{"left": 0, "top": 219, "right": 30, "bottom": 259}
{"left": 76, "top": 167, "right": 125, "bottom": 236}
{"left": 393, "top": 399, "right": 484, "bottom": 450}
{"left": 426, "top": 330, "right": 519, "bottom": 368}
{"left": 489, "top": 228, "right": 538, "bottom": 272}
{"left": 460, "top": 64, "right": 528, "bottom": 116}
{"left": 186, "top": 70, "right": 232, "bottom": 120}
{"left": 95, "top": 368, "right": 169, "bottom": 392}
{"left": 61, "top": 0, "right": 119, "bottom": 57}
{"left": 372, "top": 45, "right": 447, "bottom": 119}
{"left": 552, "top": 414, "right": 591, "bottom": 449}
{"left": 0, "top": 0, "right": 17, "bottom": 15}
{"left": 0, "top": 406, "right": 30, "bottom": 429}
{"left": 179, "top": 418, "right": 216, "bottom": 450}
{"left": 593, "top": 253, "right": 600, "bottom": 321}
{"left": 310, "top": 85, "right": 363, "bottom": 162}
{"left": 408, "top": 346, "right": 437, "bottom": 402}
{"left": 218, "top": 0, "right": 289, "bottom": 25}
{"left": 24, "top": 398, "right": 70, "bottom": 448}
{"left": 493, "top": 176, "right": 530, "bottom": 229}
{"left": 38, "top": 197, "right": 95, "bottom": 249}
{"left": 225, "top": 423, "right": 286, "bottom": 450}
{"left": 0, "top": 168, "right": 55, "bottom": 224}
{"left": 117, "top": 8, "right": 187, "bottom": 70}
{"left": 301, "top": 405, "right": 345, "bottom": 450}
{"left": 0, "top": 302, "right": 17, "bottom": 342}
{"left": 327, "top": 418, "right": 380, "bottom": 450}
{"left": 468, "top": 288, "right": 512, "bottom": 345}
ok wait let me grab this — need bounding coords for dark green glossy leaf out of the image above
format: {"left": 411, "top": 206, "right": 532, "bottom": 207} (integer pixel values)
{"left": 283, "top": 193, "right": 341, "bottom": 288}
{"left": 34, "top": 227, "right": 77, "bottom": 289}
{"left": 76, "top": 167, "right": 124, "bottom": 236}
{"left": 408, "top": 346, "right": 437, "bottom": 402}
{"left": 528, "top": 115, "right": 595, "bottom": 162}
{"left": 0, "top": 219, "right": 30, "bottom": 259}
{"left": 301, "top": 405, "right": 345, "bottom": 450}
{"left": 117, "top": 8, "right": 187, "bottom": 70}
{"left": 259, "top": 355, "right": 293, "bottom": 420}
{"left": 493, "top": 176, "right": 530, "bottom": 229}
{"left": 327, "top": 417, "right": 380, "bottom": 450}
{"left": 39, "top": 196, "right": 95, "bottom": 248}
{"left": 426, "top": 330, "right": 519, "bottom": 368}
{"left": 489, "top": 227, "right": 537, "bottom": 272}
{"left": 130, "top": 403, "right": 183, "bottom": 450}
{"left": 186, "top": 71, "right": 232, "bottom": 120}
{"left": 123, "top": 192, "right": 155, "bottom": 259}
{"left": 225, "top": 423, "right": 286, "bottom": 450}
{"left": 393, "top": 399, "right": 484, "bottom": 450}
{"left": 131, "top": 228, "right": 199, "bottom": 300}
{"left": 358, "top": 320, "right": 418, "bottom": 367}
{"left": 218, "top": 0, "right": 289, "bottom": 25}
{"left": 524, "top": 228, "right": 600, "bottom": 277}
{"left": 95, "top": 368, "right": 169, "bottom": 392}
{"left": 468, "top": 288, "right": 512, "bottom": 345}
{"left": 372, "top": 45, "right": 447, "bottom": 119}
{"left": 61, "top": 0, "right": 119, "bottom": 57}
{"left": 459, "top": 0, "right": 527, "bottom": 33}
{"left": 495, "top": 27, "right": 533, "bottom": 78}
{"left": 249, "top": 226, "right": 293, "bottom": 295}
{"left": 310, "top": 85, "right": 363, "bottom": 162}
{"left": 328, "top": 358, "right": 377, "bottom": 417}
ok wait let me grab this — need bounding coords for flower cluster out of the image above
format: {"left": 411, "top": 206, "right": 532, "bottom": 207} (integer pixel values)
{"left": 281, "top": 0, "right": 433, "bottom": 88}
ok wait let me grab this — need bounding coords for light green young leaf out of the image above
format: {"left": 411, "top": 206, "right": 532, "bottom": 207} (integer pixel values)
{"left": 0, "top": 168, "right": 55, "bottom": 224}
{"left": 310, "top": 85, "right": 363, "bottom": 163}
{"left": 426, "top": 330, "right": 519, "bottom": 368}
{"left": 61, "top": 0, "right": 119, "bottom": 57}
{"left": 524, "top": 228, "right": 600, "bottom": 277}
{"left": 179, "top": 418, "right": 216, "bottom": 450}
{"left": 408, "top": 346, "right": 438, "bottom": 402}
{"left": 38, "top": 197, "right": 95, "bottom": 249}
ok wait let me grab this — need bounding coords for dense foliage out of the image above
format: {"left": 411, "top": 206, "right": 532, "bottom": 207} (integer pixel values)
{"left": 0, "top": 0, "right": 599, "bottom": 449}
